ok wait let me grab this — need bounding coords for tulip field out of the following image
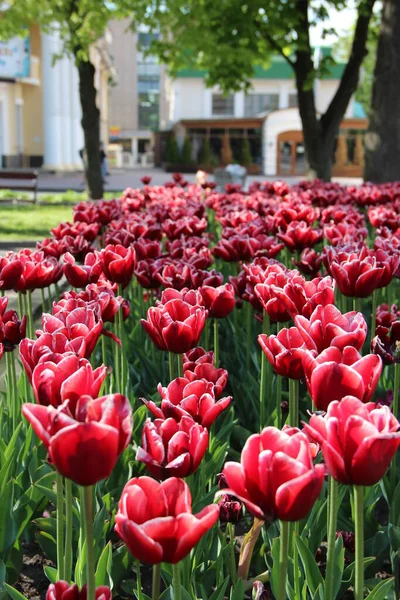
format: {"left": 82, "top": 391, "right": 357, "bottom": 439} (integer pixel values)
{"left": 1, "top": 174, "right": 400, "bottom": 600}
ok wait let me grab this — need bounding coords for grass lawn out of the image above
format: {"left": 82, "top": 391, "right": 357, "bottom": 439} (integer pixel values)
{"left": 0, "top": 204, "right": 73, "bottom": 242}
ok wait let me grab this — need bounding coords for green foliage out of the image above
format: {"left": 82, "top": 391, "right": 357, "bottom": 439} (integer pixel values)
{"left": 164, "top": 135, "right": 180, "bottom": 164}
{"left": 198, "top": 138, "right": 212, "bottom": 165}
{"left": 240, "top": 137, "right": 252, "bottom": 166}
{"left": 180, "top": 137, "right": 194, "bottom": 165}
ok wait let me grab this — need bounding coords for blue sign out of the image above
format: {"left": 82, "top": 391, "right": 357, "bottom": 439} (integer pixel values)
{"left": 0, "top": 35, "right": 30, "bottom": 78}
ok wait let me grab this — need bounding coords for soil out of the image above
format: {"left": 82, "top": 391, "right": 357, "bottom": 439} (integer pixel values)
{"left": 15, "top": 542, "right": 54, "bottom": 600}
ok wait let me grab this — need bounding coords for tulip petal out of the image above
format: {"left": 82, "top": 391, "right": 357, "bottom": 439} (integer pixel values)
{"left": 275, "top": 464, "right": 325, "bottom": 521}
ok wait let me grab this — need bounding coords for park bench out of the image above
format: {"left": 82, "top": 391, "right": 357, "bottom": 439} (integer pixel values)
{"left": 0, "top": 170, "right": 39, "bottom": 203}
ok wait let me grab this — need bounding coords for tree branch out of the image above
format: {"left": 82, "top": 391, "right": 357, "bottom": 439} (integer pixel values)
{"left": 320, "top": 0, "right": 376, "bottom": 134}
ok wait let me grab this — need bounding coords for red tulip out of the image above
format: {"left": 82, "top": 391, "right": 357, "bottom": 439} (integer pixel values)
{"left": 0, "top": 297, "right": 26, "bottom": 351}
{"left": 371, "top": 322, "right": 400, "bottom": 365}
{"left": 182, "top": 347, "right": 214, "bottom": 370}
{"left": 324, "top": 246, "right": 399, "bottom": 297}
{"left": 31, "top": 355, "right": 106, "bottom": 412}
{"left": 16, "top": 250, "right": 62, "bottom": 292}
{"left": 376, "top": 303, "right": 400, "bottom": 328}
{"left": 222, "top": 426, "right": 325, "bottom": 521}
{"left": 303, "top": 396, "right": 400, "bottom": 485}
{"left": 20, "top": 332, "right": 87, "bottom": 382}
{"left": 136, "top": 416, "right": 208, "bottom": 479}
{"left": 0, "top": 253, "right": 23, "bottom": 290}
{"left": 141, "top": 297, "right": 207, "bottom": 353}
{"left": 258, "top": 327, "right": 309, "bottom": 380}
{"left": 183, "top": 362, "right": 228, "bottom": 397}
{"left": 46, "top": 582, "right": 111, "bottom": 600}
{"left": 292, "top": 248, "right": 322, "bottom": 276}
{"left": 63, "top": 252, "right": 103, "bottom": 288}
{"left": 295, "top": 304, "right": 367, "bottom": 353}
{"left": 114, "top": 476, "right": 219, "bottom": 564}
{"left": 143, "top": 377, "right": 231, "bottom": 428}
{"left": 40, "top": 307, "right": 103, "bottom": 359}
{"left": 198, "top": 283, "right": 236, "bottom": 318}
{"left": 302, "top": 346, "right": 382, "bottom": 411}
{"left": 268, "top": 274, "right": 336, "bottom": 319}
{"left": 157, "top": 262, "right": 195, "bottom": 290}
{"left": 141, "top": 175, "right": 152, "bottom": 185}
{"left": 51, "top": 221, "right": 100, "bottom": 243}
{"left": 100, "top": 245, "right": 136, "bottom": 288}
{"left": 22, "top": 393, "right": 132, "bottom": 485}
{"left": 277, "top": 221, "right": 323, "bottom": 251}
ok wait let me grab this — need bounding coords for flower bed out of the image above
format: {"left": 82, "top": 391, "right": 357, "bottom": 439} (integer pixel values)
{"left": 0, "top": 173, "right": 400, "bottom": 600}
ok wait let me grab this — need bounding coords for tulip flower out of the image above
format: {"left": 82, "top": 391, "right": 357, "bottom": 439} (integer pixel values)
{"left": 303, "top": 395, "right": 400, "bottom": 485}
{"left": 143, "top": 377, "right": 231, "bottom": 428}
{"left": 63, "top": 252, "right": 103, "bottom": 288}
{"left": 16, "top": 250, "right": 63, "bottom": 291}
{"left": 376, "top": 303, "right": 400, "bottom": 328}
{"left": 0, "top": 297, "right": 26, "bottom": 351}
{"left": 31, "top": 355, "right": 106, "bottom": 412}
{"left": 292, "top": 248, "right": 322, "bottom": 276}
{"left": 0, "top": 253, "right": 23, "bottom": 290}
{"left": 183, "top": 362, "right": 228, "bottom": 397}
{"left": 136, "top": 416, "right": 208, "bottom": 480}
{"left": 371, "top": 322, "right": 400, "bottom": 365}
{"left": 302, "top": 346, "right": 382, "bottom": 411}
{"left": 115, "top": 476, "right": 219, "bottom": 564}
{"left": 46, "top": 582, "right": 111, "bottom": 600}
{"left": 198, "top": 283, "right": 236, "bottom": 318}
{"left": 268, "top": 274, "right": 336, "bottom": 319}
{"left": 218, "top": 494, "right": 242, "bottom": 523}
{"left": 141, "top": 297, "right": 207, "bottom": 353}
{"left": 258, "top": 327, "right": 309, "bottom": 380}
{"left": 100, "top": 244, "right": 136, "bottom": 288}
{"left": 324, "top": 245, "right": 399, "bottom": 297}
{"left": 51, "top": 221, "right": 100, "bottom": 242}
{"left": 222, "top": 426, "right": 325, "bottom": 521}
{"left": 295, "top": 304, "right": 367, "bottom": 353}
{"left": 22, "top": 393, "right": 132, "bottom": 486}
{"left": 182, "top": 347, "right": 214, "bottom": 370}
{"left": 277, "top": 221, "right": 323, "bottom": 251}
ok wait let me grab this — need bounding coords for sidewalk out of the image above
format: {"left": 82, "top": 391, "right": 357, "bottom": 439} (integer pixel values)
{"left": 35, "top": 168, "right": 362, "bottom": 193}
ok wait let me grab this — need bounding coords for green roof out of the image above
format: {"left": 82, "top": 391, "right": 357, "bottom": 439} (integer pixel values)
{"left": 177, "top": 48, "right": 345, "bottom": 80}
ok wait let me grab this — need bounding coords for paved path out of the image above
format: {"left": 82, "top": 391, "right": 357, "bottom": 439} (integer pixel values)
{"left": 33, "top": 168, "right": 362, "bottom": 193}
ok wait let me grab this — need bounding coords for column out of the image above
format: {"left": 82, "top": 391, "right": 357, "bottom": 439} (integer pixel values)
{"left": 279, "top": 83, "right": 289, "bottom": 109}
{"left": 60, "top": 56, "right": 73, "bottom": 169}
{"left": 234, "top": 91, "right": 245, "bottom": 118}
{"left": 70, "top": 61, "right": 83, "bottom": 169}
{"left": 41, "top": 31, "right": 64, "bottom": 169}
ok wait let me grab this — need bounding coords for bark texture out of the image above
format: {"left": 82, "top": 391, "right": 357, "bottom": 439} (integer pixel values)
{"left": 364, "top": 0, "right": 400, "bottom": 182}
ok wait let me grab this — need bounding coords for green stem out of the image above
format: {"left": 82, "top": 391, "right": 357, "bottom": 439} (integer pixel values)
{"left": 371, "top": 289, "right": 377, "bottom": 340}
{"left": 353, "top": 297, "right": 361, "bottom": 313}
{"left": 172, "top": 562, "right": 182, "bottom": 600}
{"left": 56, "top": 473, "right": 65, "bottom": 581}
{"left": 289, "top": 378, "right": 299, "bottom": 427}
{"left": 228, "top": 523, "right": 237, "bottom": 585}
{"left": 205, "top": 318, "right": 210, "bottom": 350}
{"left": 391, "top": 363, "right": 399, "bottom": 488}
{"left": 64, "top": 479, "right": 73, "bottom": 582}
{"left": 325, "top": 477, "right": 339, "bottom": 600}
{"left": 41, "top": 288, "right": 47, "bottom": 314}
{"left": 214, "top": 319, "right": 219, "bottom": 368}
{"left": 27, "top": 290, "right": 34, "bottom": 339}
{"left": 246, "top": 302, "right": 252, "bottom": 372}
{"left": 81, "top": 486, "right": 95, "bottom": 600}
{"left": 259, "top": 312, "right": 270, "bottom": 429}
{"left": 353, "top": 485, "right": 364, "bottom": 600}
{"left": 169, "top": 351, "right": 175, "bottom": 381}
{"left": 17, "top": 292, "right": 24, "bottom": 321}
{"left": 136, "top": 558, "right": 143, "bottom": 600}
{"left": 151, "top": 563, "right": 161, "bottom": 600}
{"left": 10, "top": 350, "right": 18, "bottom": 433}
{"left": 177, "top": 354, "right": 184, "bottom": 378}
{"left": 293, "top": 521, "right": 300, "bottom": 600}
{"left": 277, "top": 521, "right": 289, "bottom": 600}
{"left": 5, "top": 352, "right": 13, "bottom": 433}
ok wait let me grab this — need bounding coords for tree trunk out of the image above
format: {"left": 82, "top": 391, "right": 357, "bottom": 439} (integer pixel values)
{"left": 364, "top": 0, "right": 400, "bottom": 182}
{"left": 77, "top": 58, "right": 104, "bottom": 199}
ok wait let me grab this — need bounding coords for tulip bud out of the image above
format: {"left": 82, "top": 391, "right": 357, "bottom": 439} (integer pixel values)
{"left": 218, "top": 494, "right": 242, "bottom": 524}
{"left": 252, "top": 581, "right": 271, "bottom": 599}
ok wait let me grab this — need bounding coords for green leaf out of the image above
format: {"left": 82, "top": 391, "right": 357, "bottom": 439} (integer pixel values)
{"left": 160, "top": 586, "right": 191, "bottom": 600}
{"left": 111, "top": 544, "right": 134, "bottom": 588}
{"left": 270, "top": 536, "right": 280, "bottom": 599}
{"left": 229, "top": 578, "right": 245, "bottom": 600}
{"left": 3, "top": 584, "right": 28, "bottom": 600}
{"left": 95, "top": 541, "right": 113, "bottom": 588}
{"left": 390, "top": 480, "right": 400, "bottom": 526}
{"left": 44, "top": 566, "right": 58, "bottom": 584}
{"left": 295, "top": 535, "right": 324, "bottom": 596}
{"left": 0, "top": 481, "right": 17, "bottom": 553}
{"left": 35, "top": 531, "right": 57, "bottom": 565}
{"left": 209, "top": 577, "right": 230, "bottom": 600}
{"left": 332, "top": 535, "right": 345, "bottom": 600}
{"left": 365, "top": 577, "right": 395, "bottom": 599}
{"left": 0, "top": 560, "right": 6, "bottom": 587}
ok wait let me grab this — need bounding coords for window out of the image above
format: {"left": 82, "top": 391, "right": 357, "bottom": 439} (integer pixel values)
{"left": 289, "top": 93, "right": 298, "bottom": 108}
{"left": 138, "top": 92, "right": 159, "bottom": 130}
{"left": 244, "top": 94, "right": 279, "bottom": 116}
{"left": 212, "top": 94, "right": 234, "bottom": 116}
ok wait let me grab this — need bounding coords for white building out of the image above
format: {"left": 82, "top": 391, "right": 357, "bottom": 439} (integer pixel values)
{"left": 159, "top": 52, "right": 366, "bottom": 177}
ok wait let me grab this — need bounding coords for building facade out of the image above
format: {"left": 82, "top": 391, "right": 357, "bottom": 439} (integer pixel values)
{"left": 0, "top": 25, "right": 113, "bottom": 170}
{"left": 161, "top": 54, "right": 367, "bottom": 176}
